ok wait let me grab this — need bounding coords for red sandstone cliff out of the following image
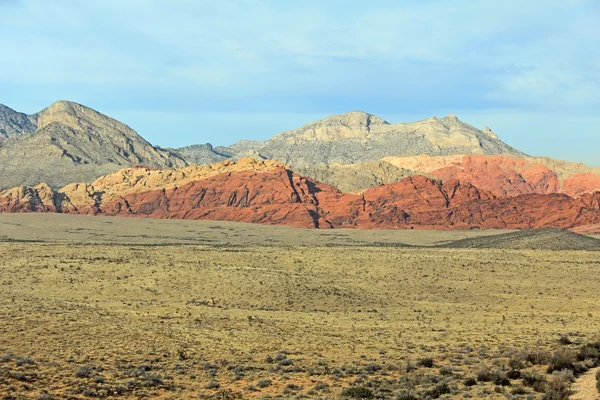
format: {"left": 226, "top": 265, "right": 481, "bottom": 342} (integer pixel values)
{"left": 1, "top": 158, "right": 599, "bottom": 231}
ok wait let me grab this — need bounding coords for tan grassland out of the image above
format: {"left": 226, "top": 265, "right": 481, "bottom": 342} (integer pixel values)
{"left": 1, "top": 214, "right": 599, "bottom": 399}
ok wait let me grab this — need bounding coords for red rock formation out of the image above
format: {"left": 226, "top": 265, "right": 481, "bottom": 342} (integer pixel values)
{"left": 562, "top": 174, "right": 600, "bottom": 197}
{"left": 428, "top": 156, "right": 560, "bottom": 197}
{"left": 1, "top": 158, "right": 600, "bottom": 230}
{"left": 383, "top": 154, "right": 600, "bottom": 197}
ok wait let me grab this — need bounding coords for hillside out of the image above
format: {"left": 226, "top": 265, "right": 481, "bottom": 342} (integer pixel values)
{"left": 0, "top": 101, "right": 187, "bottom": 189}
{"left": 444, "top": 229, "right": 600, "bottom": 251}
{"left": 218, "top": 111, "right": 526, "bottom": 168}
{"left": 0, "top": 104, "right": 37, "bottom": 139}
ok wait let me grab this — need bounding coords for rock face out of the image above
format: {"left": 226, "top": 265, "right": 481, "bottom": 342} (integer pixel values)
{"left": 0, "top": 101, "right": 187, "bottom": 189}
{"left": 219, "top": 111, "right": 525, "bottom": 168}
{"left": 382, "top": 155, "right": 600, "bottom": 198}
{"left": 0, "top": 104, "right": 37, "bottom": 139}
{"left": 1, "top": 158, "right": 599, "bottom": 231}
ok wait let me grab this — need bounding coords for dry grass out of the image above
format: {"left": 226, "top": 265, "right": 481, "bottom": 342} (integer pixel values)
{"left": 1, "top": 215, "right": 599, "bottom": 399}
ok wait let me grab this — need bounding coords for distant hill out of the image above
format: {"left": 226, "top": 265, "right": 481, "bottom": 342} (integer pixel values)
{"left": 217, "top": 111, "right": 526, "bottom": 168}
{"left": 1, "top": 100, "right": 599, "bottom": 199}
{"left": 0, "top": 101, "right": 187, "bottom": 189}
{"left": 443, "top": 229, "right": 600, "bottom": 251}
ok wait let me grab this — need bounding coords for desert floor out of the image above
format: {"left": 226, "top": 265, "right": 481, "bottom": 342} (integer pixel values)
{"left": 1, "top": 215, "right": 599, "bottom": 399}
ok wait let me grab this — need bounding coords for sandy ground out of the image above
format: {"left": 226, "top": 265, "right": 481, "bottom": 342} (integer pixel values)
{"left": 0, "top": 213, "right": 511, "bottom": 247}
{"left": 572, "top": 367, "right": 600, "bottom": 400}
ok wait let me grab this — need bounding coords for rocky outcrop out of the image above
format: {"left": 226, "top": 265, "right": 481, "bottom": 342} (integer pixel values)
{"left": 1, "top": 158, "right": 599, "bottom": 231}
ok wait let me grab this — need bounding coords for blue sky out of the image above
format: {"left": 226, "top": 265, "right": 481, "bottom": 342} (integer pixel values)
{"left": 0, "top": 0, "right": 598, "bottom": 165}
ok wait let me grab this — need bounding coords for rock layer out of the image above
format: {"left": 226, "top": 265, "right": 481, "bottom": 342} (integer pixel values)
{"left": 1, "top": 158, "right": 599, "bottom": 231}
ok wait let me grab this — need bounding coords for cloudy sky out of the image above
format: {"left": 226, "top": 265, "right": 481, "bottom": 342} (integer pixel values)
{"left": 1, "top": 0, "right": 598, "bottom": 164}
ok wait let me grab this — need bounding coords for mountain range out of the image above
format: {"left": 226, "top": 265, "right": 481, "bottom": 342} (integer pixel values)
{"left": 1, "top": 100, "right": 599, "bottom": 232}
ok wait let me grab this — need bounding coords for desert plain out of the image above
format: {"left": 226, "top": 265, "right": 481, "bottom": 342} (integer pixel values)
{"left": 1, "top": 215, "right": 599, "bottom": 399}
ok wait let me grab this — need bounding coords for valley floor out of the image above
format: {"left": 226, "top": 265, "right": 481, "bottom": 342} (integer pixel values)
{"left": 1, "top": 215, "right": 599, "bottom": 399}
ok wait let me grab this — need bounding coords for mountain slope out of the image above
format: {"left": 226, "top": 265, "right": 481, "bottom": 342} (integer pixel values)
{"left": 221, "top": 111, "right": 526, "bottom": 168}
{"left": 0, "top": 104, "right": 37, "bottom": 139}
{"left": 0, "top": 101, "right": 187, "bottom": 189}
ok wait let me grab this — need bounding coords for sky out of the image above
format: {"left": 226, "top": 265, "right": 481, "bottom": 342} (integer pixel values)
{"left": 0, "top": 0, "right": 598, "bottom": 165}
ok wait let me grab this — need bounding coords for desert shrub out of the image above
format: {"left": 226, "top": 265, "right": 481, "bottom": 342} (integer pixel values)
{"left": 547, "top": 349, "right": 577, "bottom": 373}
{"left": 15, "top": 356, "right": 35, "bottom": 366}
{"left": 490, "top": 370, "right": 510, "bottom": 386}
{"left": 395, "top": 390, "right": 417, "bottom": 400}
{"left": 141, "top": 373, "right": 164, "bottom": 387}
{"left": 542, "top": 389, "right": 570, "bottom": 400}
{"left": 9, "top": 371, "right": 27, "bottom": 381}
{"left": 278, "top": 358, "right": 293, "bottom": 367}
{"left": 464, "top": 377, "right": 477, "bottom": 386}
{"left": 523, "top": 349, "right": 550, "bottom": 365}
{"left": 257, "top": 379, "right": 272, "bottom": 388}
{"left": 75, "top": 366, "right": 95, "bottom": 378}
{"left": 426, "top": 382, "right": 451, "bottom": 399}
{"left": 578, "top": 344, "right": 600, "bottom": 362}
{"left": 439, "top": 366, "right": 453, "bottom": 376}
{"left": 510, "top": 385, "right": 528, "bottom": 395}
{"left": 508, "top": 356, "right": 525, "bottom": 370}
{"left": 548, "top": 369, "right": 574, "bottom": 392}
{"left": 507, "top": 369, "right": 521, "bottom": 379}
{"left": 418, "top": 357, "right": 434, "bottom": 368}
{"left": 476, "top": 366, "right": 492, "bottom": 382}
{"left": 363, "top": 364, "right": 383, "bottom": 374}
{"left": 596, "top": 369, "right": 600, "bottom": 393}
{"left": 285, "top": 383, "right": 301, "bottom": 391}
{"left": 205, "top": 380, "right": 220, "bottom": 389}
{"left": 522, "top": 370, "right": 546, "bottom": 392}
{"left": 558, "top": 336, "right": 572, "bottom": 345}
{"left": 341, "top": 386, "right": 374, "bottom": 399}
{"left": 314, "top": 382, "right": 329, "bottom": 391}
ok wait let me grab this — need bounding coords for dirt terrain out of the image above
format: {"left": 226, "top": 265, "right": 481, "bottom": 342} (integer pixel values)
{"left": 1, "top": 215, "right": 600, "bottom": 399}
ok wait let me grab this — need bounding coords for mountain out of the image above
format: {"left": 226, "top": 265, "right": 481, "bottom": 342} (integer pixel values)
{"left": 175, "top": 143, "right": 229, "bottom": 165}
{"left": 219, "top": 111, "right": 526, "bottom": 168}
{"left": 1, "top": 100, "right": 600, "bottom": 212}
{"left": 1, "top": 158, "right": 599, "bottom": 231}
{"left": 0, "top": 104, "right": 37, "bottom": 139}
{"left": 0, "top": 101, "right": 187, "bottom": 189}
